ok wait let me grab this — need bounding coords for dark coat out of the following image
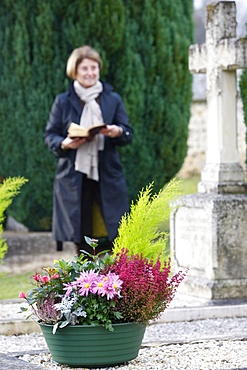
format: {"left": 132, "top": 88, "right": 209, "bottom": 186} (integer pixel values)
{"left": 44, "top": 81, "right": 133, "bottom": 244}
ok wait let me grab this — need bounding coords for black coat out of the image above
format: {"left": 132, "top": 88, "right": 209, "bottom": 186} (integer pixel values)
{"left": 45, "top": 81, "right": 133, "bottom": 244}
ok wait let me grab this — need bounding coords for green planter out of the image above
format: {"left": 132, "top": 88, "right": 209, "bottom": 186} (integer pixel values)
{"left": 39, "top": 322, "right": 146, "bottom": 368}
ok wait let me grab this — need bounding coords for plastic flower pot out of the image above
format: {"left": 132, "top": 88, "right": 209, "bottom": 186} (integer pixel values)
{"left": 39, "top": 322, "right": 146, "bottom": 368}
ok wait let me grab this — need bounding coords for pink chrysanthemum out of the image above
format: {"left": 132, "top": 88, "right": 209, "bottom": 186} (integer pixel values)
{"left": 63, "top": 282, "right": 75, "bottom": 297}
{"left": 92, "top": 272, "right": 122, "bottom": 300}
{"left": 73, "top": 270, "right": 99, "bottom": 297}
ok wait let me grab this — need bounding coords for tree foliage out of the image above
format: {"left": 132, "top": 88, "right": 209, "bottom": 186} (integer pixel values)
{"left": 109, "top": 0, "right": 193, "bottom": 197}
{"left": 0, "top": 177, "right": 28, "bottom": 261}
{"left": 0, "top": 0, "right": 193, "bottom": 230}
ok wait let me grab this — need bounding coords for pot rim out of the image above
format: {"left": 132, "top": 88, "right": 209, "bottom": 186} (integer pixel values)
{"left": 39, "top": 321, "right": 146, "bottom": 328}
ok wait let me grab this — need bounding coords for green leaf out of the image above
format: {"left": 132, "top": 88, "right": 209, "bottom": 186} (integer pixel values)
{"left": 18, "top": 306, "right": 28, "bottom": 313}
{"left": 59, "top": 320, "right": 70, "bottom": 329}
{"left": 113, "top": 311, "right": 123, "bottom": 320}
{"left": 52, "top": 322, "right": 59, "bottom": 334}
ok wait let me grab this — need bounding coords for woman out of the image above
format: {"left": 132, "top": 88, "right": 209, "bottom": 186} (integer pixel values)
{"left": 45, "top": 45, "right": 133, "bottom": 256}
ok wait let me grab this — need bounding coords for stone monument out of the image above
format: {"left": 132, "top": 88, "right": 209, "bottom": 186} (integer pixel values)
{"left": 170, "top": 1, "right": 247, "bottom": 301}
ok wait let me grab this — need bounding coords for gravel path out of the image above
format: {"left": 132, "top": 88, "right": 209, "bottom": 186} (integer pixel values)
{"left": 16, "top": 340, "right": 247, "bottom": 370}
{"left": 1, "top": 317, "right": 247, "bottom": 370}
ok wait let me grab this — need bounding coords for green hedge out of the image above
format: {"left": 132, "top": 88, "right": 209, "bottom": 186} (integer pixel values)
{"left": 0, "top": 0, "right": 193, "bottom": 230}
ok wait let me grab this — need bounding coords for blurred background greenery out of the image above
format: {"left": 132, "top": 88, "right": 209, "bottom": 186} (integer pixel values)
{"left": 0, "top": 0, "right": 193, "bottom": 231}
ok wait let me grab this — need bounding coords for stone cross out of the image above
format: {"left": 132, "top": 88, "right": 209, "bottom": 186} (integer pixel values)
{"left": 189, "top": 1, "right": 247, "bottom": 193}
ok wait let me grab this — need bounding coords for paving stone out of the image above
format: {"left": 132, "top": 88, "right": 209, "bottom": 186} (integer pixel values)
{"left": 0, "top": 352, "right": 44, "bottom": 369}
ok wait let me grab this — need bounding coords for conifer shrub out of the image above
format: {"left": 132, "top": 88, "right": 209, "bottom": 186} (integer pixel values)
{"left": 0, "top": 177, "right": 28, "bottom": 261}
{"left": 113, "top": 178, "right": 182, "bottom": 265}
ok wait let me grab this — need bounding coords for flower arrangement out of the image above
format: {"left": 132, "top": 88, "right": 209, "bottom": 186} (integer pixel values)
{"left": 19, "top": 179, "right": 187, "bottom": 332}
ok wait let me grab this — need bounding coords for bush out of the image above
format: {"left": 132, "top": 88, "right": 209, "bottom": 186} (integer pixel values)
{"left": 0, "top": 177, "right": 28, "bottom": 260}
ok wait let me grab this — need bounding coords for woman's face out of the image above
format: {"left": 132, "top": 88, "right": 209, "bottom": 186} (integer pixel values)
{"left": 76, "top": 58, "right": 100, "bottom": 88}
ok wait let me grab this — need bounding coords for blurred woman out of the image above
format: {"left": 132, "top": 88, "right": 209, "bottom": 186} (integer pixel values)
{"left": 45, "top": 45, "right": 133, "bottom": 256}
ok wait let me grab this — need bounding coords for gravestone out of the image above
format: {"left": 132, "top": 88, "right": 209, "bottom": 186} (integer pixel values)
{"left": 170, "top": 1, "right": 247, "bottom": 301}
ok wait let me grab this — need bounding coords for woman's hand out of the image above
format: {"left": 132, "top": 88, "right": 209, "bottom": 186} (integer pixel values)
{"left": 101, "top": 125, "right": 123, "bottom": 138}
{"left": 61, "top": 137, "right": 86, "bottom": 150}
{"left": 61, "top": 124, "right": 123, "bottom": 150}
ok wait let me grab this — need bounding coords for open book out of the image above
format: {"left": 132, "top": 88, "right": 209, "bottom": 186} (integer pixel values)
{"left": 68, "top": 122, "right": 107, "bottom": 138}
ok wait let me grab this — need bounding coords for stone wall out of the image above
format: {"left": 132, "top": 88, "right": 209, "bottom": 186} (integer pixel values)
{"left": 0, "top": 232, "right": 75, "bottom": 274}
{"left": 178, "top": 97, "right": 246, "bottom": 178}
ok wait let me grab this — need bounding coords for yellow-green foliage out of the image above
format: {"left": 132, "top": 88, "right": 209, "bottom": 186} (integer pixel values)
{"left": 0, "top": 177, "right": 28, "bottom": 260}
{"left": 112, "top": 178, "right": 182, "bottom": 265}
